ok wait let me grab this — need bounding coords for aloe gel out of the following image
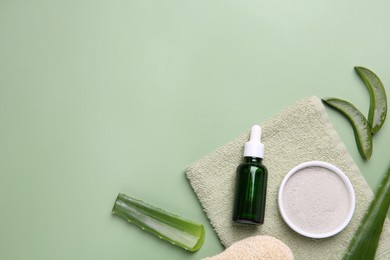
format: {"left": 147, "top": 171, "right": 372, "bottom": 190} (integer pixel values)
{"left": 233, "top": 125, "right": 268, "bottom": 224}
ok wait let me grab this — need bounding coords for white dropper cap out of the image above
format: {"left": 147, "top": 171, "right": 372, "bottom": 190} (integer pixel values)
{"left": 244, "top": 125, "right": 265, "bottom": 158}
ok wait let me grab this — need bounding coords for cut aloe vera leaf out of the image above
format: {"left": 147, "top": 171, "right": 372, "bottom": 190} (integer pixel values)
{"left": 112, "top": 193, "right": 205, "bottom": 252}
{"left": 355, "top": 66, "right": 387, "bottom": 134}
{"left": 322, "top": 98, "right": 373, "bottom": 160}
{"left": 343, "top": 165, "right": 390, "bottom": 259}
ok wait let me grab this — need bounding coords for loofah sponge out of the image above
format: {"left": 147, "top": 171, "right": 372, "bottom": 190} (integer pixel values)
{"left": 203, "top": 235, "right": 294, "bottom": 260}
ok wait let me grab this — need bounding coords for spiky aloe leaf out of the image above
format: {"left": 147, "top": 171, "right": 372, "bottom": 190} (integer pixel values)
{"left": 355, "top": 66, "right": 387, "bottom": 134}
{"left": 112, "top": 193, "right": 205, "bottom": 252}
{"left": 322, "top": 98, "right": 373, "bottom": 160}
{"left": 343, "top": 165, "right": 390, "bottom": 259}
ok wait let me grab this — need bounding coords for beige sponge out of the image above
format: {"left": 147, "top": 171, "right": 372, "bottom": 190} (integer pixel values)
{"left": 203, "top": 235, "right": 294, "bottom": 260}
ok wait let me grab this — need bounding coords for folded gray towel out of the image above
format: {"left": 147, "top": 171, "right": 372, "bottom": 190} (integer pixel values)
{"left": 186, "top": 96, "right": 390, "bottom": 259}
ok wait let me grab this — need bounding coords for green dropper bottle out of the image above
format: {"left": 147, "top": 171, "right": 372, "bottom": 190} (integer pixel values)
{"left": 233, "top": 125, "right": 268, "bottom": 224}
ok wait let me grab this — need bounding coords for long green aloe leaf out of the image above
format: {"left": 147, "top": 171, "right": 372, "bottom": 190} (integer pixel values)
{"left": 322, "top": 97, "right": 373, "bottom": 160}
{"left": 343, "top": 165, "right": 390, "bottom": 259}
{"left": 112, "top": 193, "right": 205, "bottom": 252}
{"left": 355, "top": 66, "right": 387, "bottom": 134}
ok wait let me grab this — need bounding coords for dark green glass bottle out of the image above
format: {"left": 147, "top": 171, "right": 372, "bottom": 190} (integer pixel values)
{"left": 233, "top": 125, "right": 268, "bottom": 224}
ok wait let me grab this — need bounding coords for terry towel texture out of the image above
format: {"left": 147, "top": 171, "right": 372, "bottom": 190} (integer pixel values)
{"left": 186, "top": 96, "right": 390, "bottom": 259}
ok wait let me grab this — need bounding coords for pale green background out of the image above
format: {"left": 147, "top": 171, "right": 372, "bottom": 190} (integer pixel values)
{"left": 1, "top": 1, "right": 389, "bottom": 259}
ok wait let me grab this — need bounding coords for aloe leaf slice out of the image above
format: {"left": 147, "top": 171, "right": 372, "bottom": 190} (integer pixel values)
{"left": 112, "top": 193, "right": 205, "bottom": 252}
{"left": 322, "top": 98, "right": 373, "bottom": 160}
{"left": 343, "top": 164, "right": 390, "bottom": 259}
{"left": 355, "top": 66, "right": 387, "bottom": 134}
